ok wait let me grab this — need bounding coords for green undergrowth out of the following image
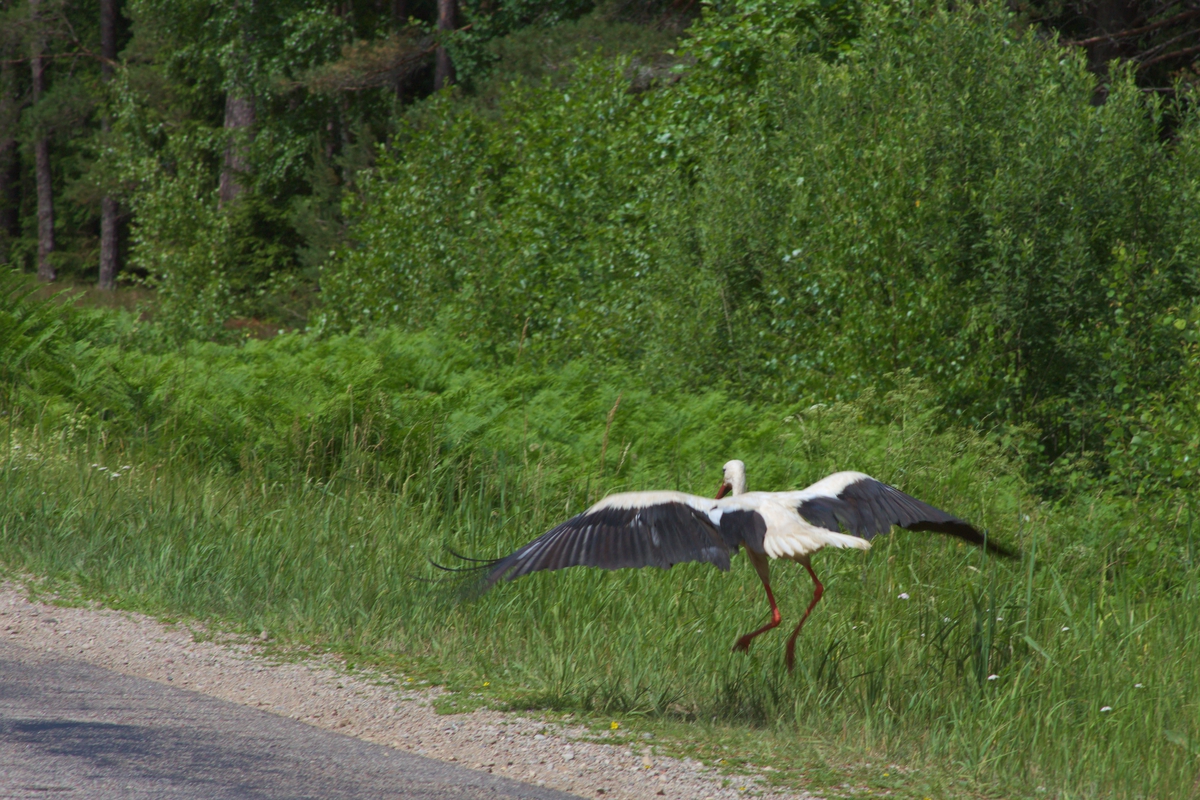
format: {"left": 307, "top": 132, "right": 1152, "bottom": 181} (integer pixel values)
{"left": 323, "top": 0, "right": 1200, "bottom": 483}
{"left": 2, "top": 350, "right": 1197, "bottom": 798}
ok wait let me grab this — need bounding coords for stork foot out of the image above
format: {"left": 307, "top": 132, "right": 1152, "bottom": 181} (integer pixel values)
{"left": 731, "top": 634, "right": 756, "bottom": 653}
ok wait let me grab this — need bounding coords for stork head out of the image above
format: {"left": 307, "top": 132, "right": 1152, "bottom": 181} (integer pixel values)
{"left": 716, "top": 459, "right": 747, "bottom": 499}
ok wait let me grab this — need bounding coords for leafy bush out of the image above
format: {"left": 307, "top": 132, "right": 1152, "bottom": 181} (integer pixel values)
{"left": 655, "top": 8, "right": 1200, "bottom": 450}
{"left": 120, "top": 130, "right": 308, "bottom": 340}
{"left": 326, "top": 0, "right": 1200, "bottom": 487}
{"left": 121, "top": 130, "right": 238, "bottom": 341}
{"left": 322, "top": 57, "right": 672, "bottom": 362}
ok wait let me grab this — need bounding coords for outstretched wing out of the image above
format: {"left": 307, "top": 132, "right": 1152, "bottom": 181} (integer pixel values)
{"left": 792, "top": 472, "right": 1017, "bottom": 558}
{"left": 460, "top": 491, "right": 743, "bottom": 589}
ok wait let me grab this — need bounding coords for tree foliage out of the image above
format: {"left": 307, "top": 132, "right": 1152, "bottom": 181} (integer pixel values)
{"left": 4, "top": 0, "right": 1200, "bottom": 495}
{"left": 326, "top": 1, "right": 1200, "bottom": 488}
{"left": 666, "top": 9, "right": 1200, "bottom": 453}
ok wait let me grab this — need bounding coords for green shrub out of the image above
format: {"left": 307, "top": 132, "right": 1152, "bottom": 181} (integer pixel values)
{"left": 323, "top": 57, "right": 672, "bottom": 362}
{"left": 327, "top": 1, "right": 1200, "bottom": 485}
{"left": 654, "top": 7, "right": 1200, "bottom": 453}
{"left": 120, "top": 129, "right": 238, "bottom": 341}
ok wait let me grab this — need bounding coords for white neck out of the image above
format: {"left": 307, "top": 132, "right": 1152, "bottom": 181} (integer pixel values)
{"left": 724, "top": 461, "right": 747, "bottom": 495}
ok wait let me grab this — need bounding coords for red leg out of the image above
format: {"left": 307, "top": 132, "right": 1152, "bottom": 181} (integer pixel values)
{"left": 732, "top": 550, "right": 781, "bottom": 653}
{"left": 784, "top": 556, "right": 824, "bottom": 672}
{"left": 732, "top": 581, "right": 782, "bottom": 652}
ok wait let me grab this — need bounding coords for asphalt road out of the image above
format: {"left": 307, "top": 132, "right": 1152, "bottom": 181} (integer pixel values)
{"left": 0, "top": 642, "right": 580, "bottom": 800}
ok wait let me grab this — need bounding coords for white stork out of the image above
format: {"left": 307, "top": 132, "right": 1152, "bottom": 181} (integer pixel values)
{"left": 446, "top": 460, "right": 1015, "bottom": 670}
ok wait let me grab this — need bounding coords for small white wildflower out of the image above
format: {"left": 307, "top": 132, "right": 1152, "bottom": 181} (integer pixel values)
{"left": 1135, "top": 683, "right": 1144, "bottom": 689}
{"left": 987, "top": 674, "right": 999, "bottom": 681}
{"left": 121, "top": 465, "right": 131, "bottom": 471}
{"left": 996, "top": 616, "right": 1003, "bottom": 621}
{"left": 898, "top": 592, "right": 910, "bottom": 600}
{"left": 943, "top": 617, "right": 952, "bottom": 623}
{"left": 1101, "top": 706, "right": 1112, "bottom": 713}
{"left": 1062, "top": 626, "right": 1070, "bottom": 632}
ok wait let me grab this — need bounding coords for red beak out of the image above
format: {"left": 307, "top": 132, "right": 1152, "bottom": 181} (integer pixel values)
{"left": 716, "top": 482, "right": 731, "bottom": 499}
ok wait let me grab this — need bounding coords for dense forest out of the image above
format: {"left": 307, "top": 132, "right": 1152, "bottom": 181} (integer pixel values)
{"left": 3, "top": 2, "right": 1200, "bottom": 796}
{"left": 1, "top": 0, "right": 1199, "bottom": 565}
{"left": 3, "top": 0, "right": 1200, "bottom": 492}
{"left": 0, "top": 0, "right": 693, "bottom": 291}
{"left": 2, "top": 0, "right": 1199, "bottom": 290}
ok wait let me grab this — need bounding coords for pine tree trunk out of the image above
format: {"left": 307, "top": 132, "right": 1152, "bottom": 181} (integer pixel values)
{"left": 434, "top": 0, "right": 455, "bottom": 90}
{"left": 219, "top": 0, "right": 258, "bottom": 209}
{"left": 99, "top": 194, "right": 118, "bottom": 288}
{"left": 1087, "top": 0, "right": 1141, "bottom": 74}
{"left": 0, "top": 53, "right": 18, "bottom": 265}
{"left": 0, "top": 143, "right": 15, "bottom": 265}
{"left": 98, "top": 0, "right": 119, "bottom": 289}
{"left": 392, "top": 0, "right": 409, "bottom": 97}
{"left": 218, "top": 92, "right": 256, "bottom": 207}
{"left": 30, "top": 0, "right": 55, "bottom": 282}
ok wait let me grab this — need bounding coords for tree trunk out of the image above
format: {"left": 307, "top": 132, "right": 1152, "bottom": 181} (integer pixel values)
{"left": 390, "top": 0, "right": 410, "bottom": 98}
{"left": 99, "top": 195, "right": 118, "bottom": 288}
{"left": 1087, "top": 0, "right": 1142, "bottom": 74}
{"left": 434, "top": 0, "right": 455, "bottom": 90}
{"left": 30, "top": 0, "right": 55, "bottom": 282}
{"left": 218, "top": 92, "right": 256, "bottom": 207}
{"left": 98, "top": 0, "right": 119, "bottom": 289}
{"left": 0, "top": 143, "right": 16, "bottom": 265}
{"left": 0, "top": 50, "right": 18, "bottom": 265}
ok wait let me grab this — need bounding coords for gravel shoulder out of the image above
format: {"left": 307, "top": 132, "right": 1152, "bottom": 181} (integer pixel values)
{"left": 0, "top": 582, "right": 816, "bottom": 800}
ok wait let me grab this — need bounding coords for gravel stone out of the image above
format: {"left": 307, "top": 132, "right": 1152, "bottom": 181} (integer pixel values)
{"left": 0, "top": 582, "right": 817, "bottom": 800}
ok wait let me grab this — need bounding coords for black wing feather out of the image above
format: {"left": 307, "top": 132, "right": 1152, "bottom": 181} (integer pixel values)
{"left": 797, "top": 477, "right": 1017, "bottom": 558}
{"left": 719, "top": 509, "right": 767, "bottom": 553}
{"left": 474, "top": 501, "right": 735, "bottom": 589}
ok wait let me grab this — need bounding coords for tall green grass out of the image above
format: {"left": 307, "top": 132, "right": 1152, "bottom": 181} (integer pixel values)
{"left": 2, "top": 370, "right": 1196, "bottom": 798}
